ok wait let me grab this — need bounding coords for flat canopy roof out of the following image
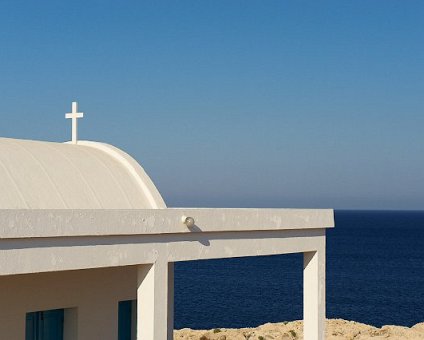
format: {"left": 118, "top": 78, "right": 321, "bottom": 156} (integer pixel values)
{"left": 0, "top": 208, "right": 334, "bottom": 239}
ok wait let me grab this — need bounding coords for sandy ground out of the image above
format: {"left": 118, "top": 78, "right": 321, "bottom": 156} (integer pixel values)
{"left": 174, "top": 319, "right": 424, "bottom": 339}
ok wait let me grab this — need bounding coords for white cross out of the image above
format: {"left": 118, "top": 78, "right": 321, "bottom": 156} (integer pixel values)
{"left": 65, "top": 101, "right": 84, "bottom": 144}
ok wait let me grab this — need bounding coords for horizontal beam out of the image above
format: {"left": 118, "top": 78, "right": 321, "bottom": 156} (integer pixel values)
{"left": 0, "top": 208, "right": 334, "bottom": 239}
{"left": 0, "top": 229, "right": 326, "bottom": 275}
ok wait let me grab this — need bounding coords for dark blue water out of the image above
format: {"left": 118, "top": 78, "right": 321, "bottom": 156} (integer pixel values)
{"left": 174, "top": 210, "right": 424, "bottom": 329}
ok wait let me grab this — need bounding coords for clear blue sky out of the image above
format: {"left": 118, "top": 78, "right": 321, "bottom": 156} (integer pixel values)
{"left": 0, "top": 1, "right": 423, "bottom": 209}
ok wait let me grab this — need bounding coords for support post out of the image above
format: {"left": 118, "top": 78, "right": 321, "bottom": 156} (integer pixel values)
{"left": 303, "top": 242, "right": 326, "bottom": 340}
{"left": 167, "top": 262, "right": 174, "bottom": 340}
{"left": 137, "top": 260, "right": 174, "bottom": 340}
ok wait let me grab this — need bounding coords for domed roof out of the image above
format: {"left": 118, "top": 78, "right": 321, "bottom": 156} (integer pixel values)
{"left": 0, "top": 137, "right": 166, "bottom": 209}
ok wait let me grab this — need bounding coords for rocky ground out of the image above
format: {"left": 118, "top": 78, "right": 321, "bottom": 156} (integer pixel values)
{"left": 174, "top": 319, "right": 424, "bottom": 339}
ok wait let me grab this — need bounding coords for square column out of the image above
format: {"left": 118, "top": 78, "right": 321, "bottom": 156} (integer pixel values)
{"left": 167, "top": 262, "right": 174, "bottom": 340}
{"left": 303, "top": 242, "right": 326, "bottom": 340}
{"left": 137, "top": 260, "right": 174, "bottom": 340}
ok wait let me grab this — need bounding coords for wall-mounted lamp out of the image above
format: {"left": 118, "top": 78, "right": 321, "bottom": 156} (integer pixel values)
{"left": 182, "top": 216, "right": 195, "bottom": 228}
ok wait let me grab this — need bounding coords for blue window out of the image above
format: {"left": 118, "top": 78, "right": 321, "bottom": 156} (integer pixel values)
{"left": 118, "top": 300, "right": 134, "bottom": 340}
{"left": 26, "top": 309, "right": 64, "bottom": 340}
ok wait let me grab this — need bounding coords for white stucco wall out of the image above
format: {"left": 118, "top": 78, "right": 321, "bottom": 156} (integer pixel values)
{"left": 0, "top": 266, "right": 138, "bottom": 340}
{"left": 0, "top": 136, "right": 333, "bottom": 340}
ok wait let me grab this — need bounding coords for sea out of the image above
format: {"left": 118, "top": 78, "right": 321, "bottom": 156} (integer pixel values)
{"left": 174, "top": 210, "right": 424, "bottom": 330}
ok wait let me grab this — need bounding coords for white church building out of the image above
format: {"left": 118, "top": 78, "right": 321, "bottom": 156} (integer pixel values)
{"left": 0, "top": 103, "right": 334, "bottom": 340}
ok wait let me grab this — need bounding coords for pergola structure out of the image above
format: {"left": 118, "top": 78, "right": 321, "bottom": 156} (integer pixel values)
{"left": 0, "top": 103, "right": 334, "bottom": 340}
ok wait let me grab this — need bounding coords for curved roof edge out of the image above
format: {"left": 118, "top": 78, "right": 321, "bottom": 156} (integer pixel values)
{"left": 73, "top": 141, "right": 166, "bottom": 209}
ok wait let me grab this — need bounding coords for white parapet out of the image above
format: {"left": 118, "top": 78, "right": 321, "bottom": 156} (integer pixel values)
{"left": 0, "top": 208, "right": 333, "bottom": 239}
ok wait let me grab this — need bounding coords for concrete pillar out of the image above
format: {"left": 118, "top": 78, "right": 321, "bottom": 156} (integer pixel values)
{"left": 167, "top": 262, "right": 174, "bottom": 340}
{"left": 137, "top": 260, "right": 173, "bottom": 340}
{"left": 303, "top": 241, "right": 326, "bottom": 340}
